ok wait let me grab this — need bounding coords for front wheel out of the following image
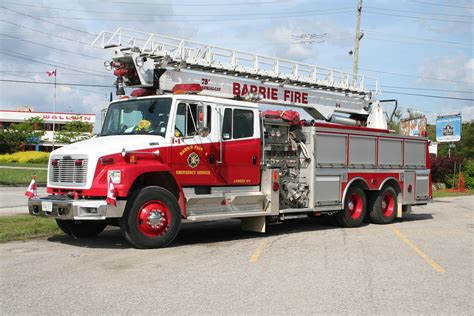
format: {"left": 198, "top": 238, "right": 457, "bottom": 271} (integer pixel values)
{"left": 336, "top": 186, "right": 367, "bottom": 228}
{"left": 56, "top": 220, "right": 107, "bottom": 238}
{"left": 121, "top": 186, "right": 181, "bottom": 249}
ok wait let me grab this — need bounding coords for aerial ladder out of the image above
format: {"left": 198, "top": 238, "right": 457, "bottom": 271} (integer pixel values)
{"left": 92, "top": 27, "right": 387, "bottom": 129}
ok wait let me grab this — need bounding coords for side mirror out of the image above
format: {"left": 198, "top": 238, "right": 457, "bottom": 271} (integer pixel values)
{"left": 197, "top": 103, "right": 209, "bottom": 134}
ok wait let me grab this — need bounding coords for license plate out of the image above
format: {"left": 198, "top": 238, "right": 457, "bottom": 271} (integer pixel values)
{"left": 42, "top": 201, "right": 53, "bottom": 213}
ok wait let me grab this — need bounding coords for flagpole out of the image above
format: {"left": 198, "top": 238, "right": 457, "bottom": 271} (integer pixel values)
{"left": 52, "top": 68, "right": 57, "bottom": 150}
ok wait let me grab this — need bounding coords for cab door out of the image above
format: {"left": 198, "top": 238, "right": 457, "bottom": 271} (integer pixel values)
{"left": 170, "top": 100, "right": 222, "bottom": 186}
{"left": 217, "top": 106, "right": 261, "bottom": 186}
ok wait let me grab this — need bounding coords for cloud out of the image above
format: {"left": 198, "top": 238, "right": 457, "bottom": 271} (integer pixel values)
{"left": 418, "top": 54, "right": 473, "bottom": 85}
{"left": 263, "top": 18, "right": 353, "bottom": 62}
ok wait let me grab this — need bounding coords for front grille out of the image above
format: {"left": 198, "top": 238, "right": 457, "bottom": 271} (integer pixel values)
{"left": 49, "top": 155, "right": 88, "bottom": 186}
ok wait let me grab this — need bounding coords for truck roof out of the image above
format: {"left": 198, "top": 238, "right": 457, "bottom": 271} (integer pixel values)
{"left": 110, "top": 94, "right": 260, "bottom": 109}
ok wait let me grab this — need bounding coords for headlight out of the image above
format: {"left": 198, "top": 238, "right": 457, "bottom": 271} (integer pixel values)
{"left": 108, "top": 170, "right": 121, "bottom": 184}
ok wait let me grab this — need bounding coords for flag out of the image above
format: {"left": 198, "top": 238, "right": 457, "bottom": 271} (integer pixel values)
{"left": 25, "top": 176, "right": 37, "bottom": 199}
{"left": 106, "top": 176, "right": 117, "bottom": 206}
{"left": 46, "top": 69, "right": 56, "bottom": 77}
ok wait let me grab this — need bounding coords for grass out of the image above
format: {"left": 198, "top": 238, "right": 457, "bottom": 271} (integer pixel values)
{"left": 0, "top": 168, "right": 47, "bottom": 185}
{"left": 0, "top": 162, "right": 48, "bottom": 168}
{"left": 0, "top": 215, "right": 61, "bottom": 243}
{"left": 433, "top": 189, "right": 473, "bottom": 198}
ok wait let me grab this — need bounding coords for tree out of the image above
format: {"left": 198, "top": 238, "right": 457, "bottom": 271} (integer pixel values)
{"left": 0, "top": 117, "right": 45, "bottom": 153}
{"left": 54, "top": 121, "right": 94, "bottom": 144}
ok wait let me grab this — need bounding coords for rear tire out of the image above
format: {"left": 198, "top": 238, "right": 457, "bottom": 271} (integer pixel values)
{"left": 56, "top": 220, "right": 107, "bottom": 238}
{"left": 336, "top": 186, "right": 367, "bottom": 228}
{"left": 369, "top": 186, "right": 398, "bottom": 224}
{"left": 121, "top": 186, "right": 181, "bottom": 249}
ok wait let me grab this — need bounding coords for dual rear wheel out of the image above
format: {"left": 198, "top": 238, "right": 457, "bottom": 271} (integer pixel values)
{"left": 336, "top": 185, "right": 398, "bottom": 228}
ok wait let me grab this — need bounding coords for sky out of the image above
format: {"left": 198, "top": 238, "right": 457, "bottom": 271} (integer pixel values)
{"left": 0, "top": 0, "right": 472, "bottom": 132}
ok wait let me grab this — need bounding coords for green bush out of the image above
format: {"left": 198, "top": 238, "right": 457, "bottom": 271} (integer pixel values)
{"left": 0, "top": 151, "right": 49, "bottom": 164}
{"left": 445, "top": 159, "right": 474, "bottom": 189}
{"left": 463, "top": 160, "right": 474, "bottom": 189}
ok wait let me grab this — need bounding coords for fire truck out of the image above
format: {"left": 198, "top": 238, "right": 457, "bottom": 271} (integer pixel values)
{"left": 28, "top": 28, "right": 432, "bottom": 248}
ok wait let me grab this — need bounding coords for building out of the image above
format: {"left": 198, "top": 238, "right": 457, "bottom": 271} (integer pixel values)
{"left": 0, "top": 107, "right": 96, "bottom": 151}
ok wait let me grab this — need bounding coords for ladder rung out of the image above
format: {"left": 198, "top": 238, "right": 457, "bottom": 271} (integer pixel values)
{"left": 92, "top": 27, "right": 380, "bottom": 95}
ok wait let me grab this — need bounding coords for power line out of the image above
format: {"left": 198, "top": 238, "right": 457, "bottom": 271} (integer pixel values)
{"left": 0, "top": 9, "right": 354, "bottom": 22}
{"left": 366, "top": 6, "right": 473, "bottom": 18}
{"left": 0, "top": 33, "right": 103, "bottom": 60}
{"left": 365, "top": 10, "right": 473, "bottom": 24}
{"left": 380, "top": 85, "right": 474, "bottom": 94}
{"left": 365, "top": 30, "right": 472, "bottom": 46}
{"left": 1, "top": 71, "right": 110, "bottom": 95}
{"left": 112, "top": 0, "right": 290, "bottom": 6}
{"left": 0, "top": 2, "right": 352, "bottom": 18}
{"left": 0, "top": 5, "right": 95, "bottom": 35}
{"left": 0, "top": 78, "right": 113, "bottom": 87}
{"left": 0, "top": 20, "right": 92, "bottom": 46}
{"left": 360, "top": 68, "right": 473, "bottom": 84}
{"left": 2, "top": 79, "right": 472, "bottom": 101}
{"left": 363, "top": 36, "right": 471, "bottom": 50}
{"left": 0, "top": 49, "right": 110, "bottom": 77}
{"left": 410, "top": 0, "right": 474, "bottom": 9}
{"left": 382, "top": 90, "right": 474, "bottom": 101}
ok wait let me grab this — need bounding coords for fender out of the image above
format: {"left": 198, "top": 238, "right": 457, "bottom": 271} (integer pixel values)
{"left": 122, "top": 165, "right": 187, "bottom": 218}
{"left": 378, "top": 176, "right": 402, "bottom": 192}
{"left": 341, "top": 176, "right": 370, "bottom": 204}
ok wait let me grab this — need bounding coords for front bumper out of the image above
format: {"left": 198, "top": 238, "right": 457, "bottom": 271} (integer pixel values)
{"left": 28, "top": 196, "right": 126, "bottom": 220}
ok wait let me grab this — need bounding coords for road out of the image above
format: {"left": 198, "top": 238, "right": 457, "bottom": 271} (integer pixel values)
{"left": 0, "top": 186, "right": 47, "bottom": 216}
{"left": 0, "top": 196, "right": 472, "bottom": 314}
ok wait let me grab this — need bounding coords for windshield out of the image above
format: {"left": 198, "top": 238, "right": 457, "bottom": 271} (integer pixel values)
{"left": 101, "top": 98, "right": 172, "bottom": 136}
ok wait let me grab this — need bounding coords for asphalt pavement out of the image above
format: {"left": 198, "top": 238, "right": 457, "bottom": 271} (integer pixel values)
{"left": 0, "top": 195, "right": 472, "bottom": 314}
{"left": 0, "top": 186, "right": 47, "bottom": 216}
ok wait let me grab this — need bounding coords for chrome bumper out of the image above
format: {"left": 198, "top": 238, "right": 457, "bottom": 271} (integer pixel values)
{"left": 28, "top": 196, "right": 126, "bottom": 220}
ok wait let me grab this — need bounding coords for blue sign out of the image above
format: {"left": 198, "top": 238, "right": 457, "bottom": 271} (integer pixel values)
{"left": 436, "top": 114, "right": 461, "bottom": 143}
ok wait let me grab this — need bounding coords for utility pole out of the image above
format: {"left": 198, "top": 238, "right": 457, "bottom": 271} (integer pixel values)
{"left": 352, "top": 0, "right": 363, "bottom": 87}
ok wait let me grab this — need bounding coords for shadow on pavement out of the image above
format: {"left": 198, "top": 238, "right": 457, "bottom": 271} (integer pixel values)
{"left": 46, "top": 212, "right": 433, "bottom": 249}
{"left": 394, "top": 212, "right": 434, "bottom": 222}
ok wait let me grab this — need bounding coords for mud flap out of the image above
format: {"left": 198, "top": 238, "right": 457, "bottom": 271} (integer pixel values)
{"left": 241, "top": 216, "right": 266, "bottom": 233}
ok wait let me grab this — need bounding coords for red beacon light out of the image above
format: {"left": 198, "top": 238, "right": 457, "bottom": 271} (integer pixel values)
{"left": 131, "top": 88, "right": 155, "bottom": 97}
{"left": 172, "top": 84, "right": 203, "bottom": 94}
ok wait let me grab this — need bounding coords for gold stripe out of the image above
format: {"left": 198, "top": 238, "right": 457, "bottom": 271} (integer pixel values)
{"left": 389, "top": 225, "right": 445, "bottom": 273}
{"left": 249, "top": 239, "right": 268, "bottom": 263}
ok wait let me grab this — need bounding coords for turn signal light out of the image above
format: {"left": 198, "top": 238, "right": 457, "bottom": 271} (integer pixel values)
{"left": 100, "top": 157, "right": 114, "bottom": 165}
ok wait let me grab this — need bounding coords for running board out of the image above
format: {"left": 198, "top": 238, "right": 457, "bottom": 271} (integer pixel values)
{"left": 185, "top": 191, "right": 268, "bottom": 217}
{"left": 186, "top": 211, "right": 269, "bottom": 221}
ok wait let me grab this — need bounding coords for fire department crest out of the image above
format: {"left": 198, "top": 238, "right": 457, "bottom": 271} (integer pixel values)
{"left": 187, "top": 152, "right": 200, "bottom": 168}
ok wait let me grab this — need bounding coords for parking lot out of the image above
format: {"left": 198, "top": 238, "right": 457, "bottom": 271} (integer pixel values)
{"left": 0, "top": 195, "right": 472, "bottom": 314}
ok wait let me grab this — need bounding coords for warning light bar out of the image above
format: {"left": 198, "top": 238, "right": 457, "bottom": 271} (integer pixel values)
{"left": 172, "top": 84, "right": 203, "bottom": 94}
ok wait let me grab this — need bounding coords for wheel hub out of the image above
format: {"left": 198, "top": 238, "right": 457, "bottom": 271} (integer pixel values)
{"left": 147, "top": 210, "right": 166, "bottom": 229}
{"left": 136, "top": 201, "right": 170, "bottom": 237}
{"left": 348, "top": 201, "right": 354, "bottom": 211}
{"left": 381, "top": 200, "right": 387, "bottom": 209}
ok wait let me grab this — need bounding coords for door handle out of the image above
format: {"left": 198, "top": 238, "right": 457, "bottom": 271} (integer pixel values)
{"left": 209, "top": 154, "right": 215, "bottom": 164}
{"left": 252, "top": 155, "right": 257, "bottom": 165}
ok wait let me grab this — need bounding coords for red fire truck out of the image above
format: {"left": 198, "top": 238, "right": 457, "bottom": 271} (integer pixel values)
{"left": 28, "top": 28, "right": 431, "bottom": 248}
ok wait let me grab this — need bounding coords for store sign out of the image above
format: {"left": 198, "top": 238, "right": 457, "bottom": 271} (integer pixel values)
{"left": 436, "top": 114, "right": 461, "bottom": 143}
{"left": 400, "top": 116, "right": 427, "bottom": 137}
{"left": 41, "top": 114, "right": 93, "bottom": 122}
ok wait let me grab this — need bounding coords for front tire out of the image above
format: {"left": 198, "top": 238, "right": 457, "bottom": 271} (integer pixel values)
{"left": 336, "top": 186, "right": 367, "bottom": 228}
{"left": 121, "top": 186, "right": 181, "bottom": 249}
{"left": 369, "top": 186, "right": 398, "bottom": 224}
{"left": 56, "top": 220, "right": 107, "bottom": 238}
